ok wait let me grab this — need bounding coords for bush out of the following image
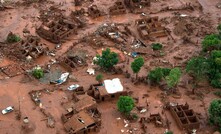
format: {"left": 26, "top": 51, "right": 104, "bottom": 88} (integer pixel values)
{"left": 151, "top": 43, "right": 163, "bottom": 50}
{"left": 117, "top": 96, "right": 134, "bottom": 115}
{"left": 32, "top": 68, "right": 44, "bottom": 79}
{"left": 96, "top": 74, "right": 103, "bottom": 83}
{"left": 165, "top": 131, "right": 173, "bottom": 134}
{"left": 209, "top": 99, "right": 221, "bottom": 130}
{"left": 7, "top": 34, "right": 21, "bottom": 43}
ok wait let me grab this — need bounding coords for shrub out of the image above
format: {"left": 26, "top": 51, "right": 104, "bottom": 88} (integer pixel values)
{"left": 7, "top": 34, "right": 21, "bottom": 43}
{"left": 165, "top": 131, "right": 173, "bottom": 134}
{"left": 96, "top": 74, "right": 103, "bottom": 83}
{"left": 32, "top": 67, "right": 44, "bottom": 79}
{"left": 151, "top": 43, "right": 163, "bottom": 50}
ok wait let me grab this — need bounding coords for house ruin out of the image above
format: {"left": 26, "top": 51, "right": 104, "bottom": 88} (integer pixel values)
{"left": 63, "top": 110, "right": 101, "bottom": 134}
{"left": 136, "top": 16, "right": 167, "bottom": 40}
{"left": 169, "top": 103, "right": 200, "bottom": 130}
{"left": 7, "top": 36, "right": 48, "bottom": 61}
{"left": 36, "top": 17, "right": 84, "bottom": 43}
{"left": 124, "top": 0, "right": 150, "bottom": 13}
{"left": 109, "top": 1, "right": 126, "bottom": 15}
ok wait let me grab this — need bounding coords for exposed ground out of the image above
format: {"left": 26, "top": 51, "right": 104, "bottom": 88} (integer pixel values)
{"left": 0, "top": 0, "right": 220, "bottom": 134}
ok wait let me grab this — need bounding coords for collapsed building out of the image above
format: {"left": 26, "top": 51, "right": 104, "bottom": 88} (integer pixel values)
{"left": 88, "top": 78, "right": 127, "bottom": 101}
{"left": 109, "top": 1, "right": 126, "bottom": 15}
{"left": 36, "top": 17, "right": 85, "bottom": 43}
{"left": 124, "top": 0, "right": 150, "bottom": 13}
{"left": 62, "top": 94, "right": 97, "bottom": 119}
{"left": 88, "top": 5, "right": 103, "bottom": 18}
{"left": 135, "top": 17, "right": 167, "bottom": 40}
{"left": 58, "top": 49, "right": 87, "bottom": 72}
{"left": 63, "top": 110, "right": 101, "bottom": 134}
{"left": 6, "top": 36, "right": 48, "bottom": 61}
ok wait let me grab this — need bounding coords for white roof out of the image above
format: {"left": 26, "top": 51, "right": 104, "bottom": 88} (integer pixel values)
{"left": 104, "top": 78, "right": 123, "bottom": 94}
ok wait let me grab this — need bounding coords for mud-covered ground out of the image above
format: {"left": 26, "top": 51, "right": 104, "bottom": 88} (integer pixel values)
{"left": 0, "top": 0, "right": 220, "bottom": 134}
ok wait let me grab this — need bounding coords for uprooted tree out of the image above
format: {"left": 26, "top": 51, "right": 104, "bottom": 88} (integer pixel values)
{"left": 131, "top": 57, "right": 144, "bottom": 79}
{"left": 93, "top": 48, "right": 119, "bottom": 70}
{"left": 117, "top": 96, "right": 134, "bottom": 115}
{"left": 209, "top": 99, "right": 221, "bottom": 132}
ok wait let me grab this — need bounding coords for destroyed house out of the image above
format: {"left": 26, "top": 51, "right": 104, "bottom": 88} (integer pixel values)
{"left": 124, "top": 0, "right": 150, "bottom": 12}
{"left": 62, "top": 94, "right": 97, "bottom": 117}
{"left": 58, "top": 51, "right": 87, "bottom": 72}
{"left": 64, "top": 110, "right": 101, "bottom": 134}
{"left": 109, "top": 1, "right": 126, "bottom": 15}
{"left": 36, "top": 18, "right": 79, "bottom": 43}
{"left": 170, "top": 103, "right": 200, "bottom": 130}
{"left": 9, "top": 36, "right": 48, "bottom": 61}
{"left": 88, "top": 5, "right": 102, "bottom": 18}
{"left": 136, "top": 17, "right": 167, "bottom": 40}
{"left": 88, "top": 78, "right": 127, "bottom": 101}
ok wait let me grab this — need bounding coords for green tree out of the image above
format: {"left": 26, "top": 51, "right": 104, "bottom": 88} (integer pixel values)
{"left": 209, "top": 99, "right": 221, "bottom": 132}
{"left": 148, "top": 67, "right": 171, "bottom": 84}
{"left": 96, "top": 74, "right": 103, "bottom": 83}
{"left": 117, "top": 96, "right": 134, "bottom": 115}
{"left": 208, "top": 50, "right": 221, "bottom": 88}
{"left": 186, "top": 57, "right": 209, "bottom": 94}
{"left": 165, "top": 68, "right": 181, "bottom": 89}
{"left": 202, "top": 34, "right": 221, "bottom": 51}
{"left": 131, "top": 57, "right": 144, "bottom": 79}
{"left": 93, "top": 48, "right": 118, "bottom": 70}
{"left": 32, "top": 68, "right": 44, "bottom": 79}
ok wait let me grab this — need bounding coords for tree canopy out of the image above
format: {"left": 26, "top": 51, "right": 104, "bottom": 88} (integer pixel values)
{"left": 202, "top": 34, "right": 221, "bottom": 51}
{"left": 148, "top": 67, "right": 171, "bottom": 84}
{"left": 209, "top": 99, "right": 221, "bottom": 132}
{"left": 186, "top": 57, "right": 209, "bottom": 84}
{"left": 117, "top": 96, "right": 134, "bottom": 115}
{"left": 131, "top": 57, "right": 144, "bottom": 74}
{"left": 165, "top": 68, "right": 182, "bottom": 88}
{"left": 93, "top": 48, "right": 119, "bottom": 70}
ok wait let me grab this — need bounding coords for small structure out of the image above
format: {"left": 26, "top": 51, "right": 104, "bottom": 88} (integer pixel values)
{"left": 63, "top": 110, "right": 101, "bottom": 134}
{"left": 136, "top": 17, "right": 167, "bottom": 40}
{"left": 88, "top": 5, "right": 103, "bottom": 18}
{"left": 169, "top": 103, "right": 200, "bottom": 130}
{"left": 124, "top": 0, "right": 150, "bottom": 13}
{"left": 88, "top": 78, "right": 127, "bottom": 101}
{"left": 109, "top": 1, "right": 126, "bottom": 15}
{"left": 140, "top": 113, "right": 164, "bottom": 127}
